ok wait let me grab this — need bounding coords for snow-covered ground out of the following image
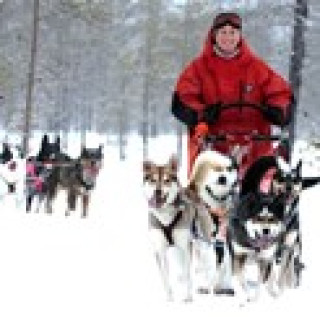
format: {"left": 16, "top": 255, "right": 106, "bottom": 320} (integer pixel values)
{"left": 0, "top": 134, "right": 319, "bottom": 320}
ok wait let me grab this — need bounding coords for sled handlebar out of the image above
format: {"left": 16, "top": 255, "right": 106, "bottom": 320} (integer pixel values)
{"left": 204, "top": 132, "right": 288, "bottom": 144}
{"left": 251, "top": 134, "right": 285, "bottom": 141}
{"left": 218, "top": 102, "right": 264, "bottom": 113}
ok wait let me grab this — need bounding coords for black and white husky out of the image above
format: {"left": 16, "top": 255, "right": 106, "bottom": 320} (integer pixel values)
{"left": 235, "top": 154, "right": 320, "bottom": 299}
{"left": 229, "top": 191, "right": 287, "bottom": 302}
{"left": 143, "top": 157, "right": 199, "bottom": 301}
{"left": 0, "top": 143, "right": 25, "bottom": 207}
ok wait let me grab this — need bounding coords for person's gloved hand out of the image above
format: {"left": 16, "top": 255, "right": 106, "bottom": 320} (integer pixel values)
{"left": 194, "top": 122, "right": 209, "bottom": 140}
{"left": 260, "top": 104, "right": 285, "bottom": 126}
{"left": 202, "top": 103, "right": 222, "bottom": 124}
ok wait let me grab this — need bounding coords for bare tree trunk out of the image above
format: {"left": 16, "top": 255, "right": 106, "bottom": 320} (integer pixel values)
{"left": 176, "top": 0, "right": 192, "bottom": 166}
{"left": 142, "top": 0, "right": 152, "bottom": 161}
{"left": 81, "top": 126, "right": 86, "bottom": 146}
{"left": 119, "top": 77, "right": 127, "bottom": 161}
{"left": 288, "top": 0, "right": 308, "bottom": 156}
{"left": 23, "top": 0, "right": 40, "bottom": 155}
{"left": 142, "top": 73, "right": 150, "bottom": 160}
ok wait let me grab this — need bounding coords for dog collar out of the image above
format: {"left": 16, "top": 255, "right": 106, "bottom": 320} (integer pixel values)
{"left": 148, "top": 193, "right": 186, "bottom": 211}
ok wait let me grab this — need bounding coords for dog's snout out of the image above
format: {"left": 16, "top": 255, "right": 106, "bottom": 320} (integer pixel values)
{"left": 286, "top": 184, "right": 292, "bottom": 193}
{"left": 263, "top": 228, "right": 270, "bottom": 236}
{"left": 155, "top": 189, "right": 162, "bottom": 198}
{"left": 218, "top": 175, "right": 227, "bottom": 185}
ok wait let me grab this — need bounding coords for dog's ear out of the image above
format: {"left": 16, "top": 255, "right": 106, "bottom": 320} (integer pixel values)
{"left": 169, "top": 156, "right": 178, "bottom": 172}
{"left": 41, "top": 134, "right": 49, "bottom": 146}
{"left": 54, "top": 136, "right": 61, "bottom": 152}
{"left": 55, "top": 136, "right": 60, "bottom": 145}
{"left": 296, "top": 159, "right": 302, "bottom": 178}
{"left": 2, "top": 142, "right": 10, "bottom": 154}
{"left": 230, "top": 145, "right": 247, "bottom": 165}
{"left": 143, "top": 160, "right": 152, "bottom": 173}
{"left": 229, "top": 155, "right": 239, "bottom": 171}
{"left": 188, "top": 160, "right": 204, "bottom": 190}
{"left": 276, "top": 156, "right": 290, "bottom": 174}
{"left": 80, "top": 145, "right": 86, "bottom": 156}
{"left": 246, "top": 192, "right": 259, "bottom": 212}
{"left": 97, "top": 145, "right": 103, "bottom": 159}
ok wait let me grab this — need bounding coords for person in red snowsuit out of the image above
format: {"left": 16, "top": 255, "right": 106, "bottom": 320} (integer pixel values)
{"left": 172, "top": 12, "right": 293, "bottom": 175}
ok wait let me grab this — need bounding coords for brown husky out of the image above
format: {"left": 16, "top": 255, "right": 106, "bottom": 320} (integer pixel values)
{"left": 143, "top": 157, "right": 212, "bottom": 301}
{"left": 45, "top": 146, "right": 101, "bottom": 218}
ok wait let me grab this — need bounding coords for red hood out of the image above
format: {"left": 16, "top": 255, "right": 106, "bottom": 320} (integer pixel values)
{"left": 201, "top": 29, "right": 254, "bottom": 68}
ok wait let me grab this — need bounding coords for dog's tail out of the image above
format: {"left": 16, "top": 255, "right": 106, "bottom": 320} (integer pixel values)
{"left": 302, "top": 177, "right": 320, "bottom": 190}
{"left": 240, "top": 155, "right": 277, "bottom": 197}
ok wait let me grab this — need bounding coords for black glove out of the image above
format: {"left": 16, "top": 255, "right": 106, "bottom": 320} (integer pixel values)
{"left": 171, "top": 92, "right": 198, "bottom": 127}
{"left": 261, "top": 104, "right": 285, "bottom": 126}
{"left": 202, "top": 103, "right": 222, "bottom": 124}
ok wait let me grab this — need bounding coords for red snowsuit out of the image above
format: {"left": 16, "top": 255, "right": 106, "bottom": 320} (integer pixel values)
{"left": 172, "top": 30, "right": 292, "bottom": 175}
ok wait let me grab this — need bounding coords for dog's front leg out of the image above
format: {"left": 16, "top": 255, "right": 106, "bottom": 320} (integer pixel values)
{"left": 26, "top": 194, "right": 33, "bottom": 212}
{"left": 284, "top": 231, "right": 301, "bottom": 288}
{"left": 267, "top": 245, "right": 296, "bottom": 297}
{"left": 193, "top": 239, "right": 216, "bottom": 294}
{"left": 213, "top": 240, "right": 234, "bottom": 296}
{"left": 243, "top": 257, "right": 260, "bottom": 302}
{"left": 36, "top": 193, "right": 45, "bottom": 213}
{"left": 45, "top": 192, "right": 54, "bottom": 214}
{"left": 291, "top": 240, "right": 303, "bottom": 288}
{"left": 268, "top": 233, "right": 299, "bottom": 296}
{"left": 169, "top": 229, "right": 193, "bottom": 302}
{"left": 155, "top": 250, "right": 173, "bottom": 301}
{"left": 234, "top": 255, "right": 260, "bottom": 305}
{"left": 81, "top": 193, "right": 89, "bottom": 218}
{"left": 150, "top": 229, "right": 173, "bottom": 301}
{"left": 233, "top": 254, "right": 248, "bottom": 306}
{"left": 192, "top": 206, "right": 217, "bottom": 294}
{"left": 233, "top": 255, "right": 250, "bottom": 305}
{"left": 266, "top": 258, "right": 285, "bottom": 297}
{"left": 66, "top": 189, "right": 77, "bottom": 217}
{"left": 33, "top": 194, "right": 41, "bottom": 213}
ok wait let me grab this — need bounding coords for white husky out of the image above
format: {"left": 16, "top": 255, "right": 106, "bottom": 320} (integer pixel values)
{"left": 0, "top": 145, "right": 25, "bottom": 208}
{"left": 188, "top": 150, "right": 238, "bottom": 296}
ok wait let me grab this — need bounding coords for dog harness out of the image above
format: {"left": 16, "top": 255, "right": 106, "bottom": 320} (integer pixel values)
{"left": 0, "top": 173, "right": 16, "bottom": 194}
{"left": 75, "top": 164, "right": 96, "bottom": 191}
{"left": 155, "top": 210, "right": 183, "bottom": 246}
{"left": 202, "top": 183, "right": 238, "bottom": 241}
{"left": 151, "top": 195, "right": 185, "bottom": 246}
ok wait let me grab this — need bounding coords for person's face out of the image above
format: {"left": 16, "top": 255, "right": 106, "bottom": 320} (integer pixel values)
{"left": 215, "top": 25, "right": 241, "bottom": 53}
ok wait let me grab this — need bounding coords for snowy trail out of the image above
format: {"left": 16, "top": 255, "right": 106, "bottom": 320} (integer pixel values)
{"left": 0, "top": 150, "right": 164, "bottom": 319}
{"left": 0, "top": 140, "right": 319, "bottom": 320}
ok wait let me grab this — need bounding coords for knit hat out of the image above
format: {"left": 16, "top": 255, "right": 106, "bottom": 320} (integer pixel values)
{"left": 212, "top": 12, "right": 242, "bottom": 30}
